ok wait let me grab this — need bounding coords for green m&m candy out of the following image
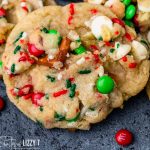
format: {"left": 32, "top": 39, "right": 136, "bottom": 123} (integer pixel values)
{"left": 74, "top": 45, "right": 86, "bottom": 55}
{"left": 124, "top": 20, "right": 134, "bottom": 28}
{"left": 125, "top": 5, "right": 136, "bottom": 20}
{"left": 122, "top": 0, "right": 131, "bottom": 7}
{"left": 96, "top": 76, "right": 115, "bottom": 94}
{"left": 0, "top": 61, "right": 3, "bottom": 68}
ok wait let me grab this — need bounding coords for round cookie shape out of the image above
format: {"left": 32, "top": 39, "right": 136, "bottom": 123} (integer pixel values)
{"left": 2, "top": 3, "right": 149, "bottom": 130}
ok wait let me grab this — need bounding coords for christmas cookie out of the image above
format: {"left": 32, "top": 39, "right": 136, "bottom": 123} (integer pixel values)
{"left": 84, "top": 0, "right": 150, "bottom": 32}
{"left": 2, "top": 3, "right": 149, "bottom": 130}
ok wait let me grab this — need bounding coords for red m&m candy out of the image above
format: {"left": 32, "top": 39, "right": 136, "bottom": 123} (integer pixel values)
{"left": 0, "top": 97, "right": 5, "bottom": 111}
{"left": 115, "top": 129, "right": 133, "bottom": 146}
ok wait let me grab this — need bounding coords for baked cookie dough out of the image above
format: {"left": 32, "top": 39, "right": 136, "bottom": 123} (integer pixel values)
{"left": 0, "top": 0, "right": 56, "bottom": 78}
{"left": 84, "top": 0, "right": 150, "bottom": 32}
{"left": 2, "top": 3, "right": 149, "bottom": 130}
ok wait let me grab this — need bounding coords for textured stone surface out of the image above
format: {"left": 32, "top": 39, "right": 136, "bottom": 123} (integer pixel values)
{"left": 0, "top": 79, "right": 150, "bottom": 150}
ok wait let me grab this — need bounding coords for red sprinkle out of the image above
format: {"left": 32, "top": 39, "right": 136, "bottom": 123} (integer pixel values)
{"left": 19, "top": 52, "right": 35, "bottom": 64}
{"left": 93, "top": 54, "right": 99, "bottom": 63}
{"left": 115, "top": 31, "right": 119, "bottom": 35}
{"left": 85, "top": 56, "right": 90, "bottom": 60}
{"left": 122, "top": 56, "right": 127, "bottom": 62}
{"left": 22, "top": 6, "right": 28, "bottom": 12}
{"left": 0, "top": 8, "right": 6, "bottom": 17}
{"left": 128, "top": 63, "right": 137, "bottom": 68}
{"left": 115, "top": 129, "right": 133, "bottom": 146}
{"left": 69, "top": 77, "right": 75, "bottom": 82}
{"left": 32, "top": 92, "right": 45, "bottom": 106}
{"left": 23, "top": 93, "right": 33, "bottom": 100}
{"left": 0, "top": 97, "right": 5, "bottom": 111}
{"left": 69, "top": 3, "right": 75, "bottom": 15}
{"left": 124, "top": 33, "right": 132, "bottom": 42}
{"left": 68, "top": 16, "right": 73, "bottom": 25}
{"left": 105, "top": 42, "right": 112, "bottom": 47}
{"left": 53, "top": 90, "right": 68, "bottom": 97}
{"left": 90, "top": 45, "right": 99, "bottom": 51}
{"left": 112, "top": 18, "right": 125, "bottom": 28}
{"left": 133, "top": 14, "right": 139, "bottom": 26}
{"left": 0, "top": 39, "right": 5, "bottom": 45}
{"left": 90, "top": 9, "right": 98, "bottom": 14}
{"left": 18, "top": 84, "right": 33, "bottom": 96}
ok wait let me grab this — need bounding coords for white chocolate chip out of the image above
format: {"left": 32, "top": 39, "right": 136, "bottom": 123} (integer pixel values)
{"left": 1, "top": 0, "right": 8, "bottom": 5}
{"left": 76, "top": 57, "right": 85, "bottom": 65}
{"left": 20, "top": 2, "right": 26, "bottom": 7}
{"left": 131, "top": 40, "right": 148, "bottom": 61}
{"left": 97, "top": 66, "right": 104, "bottom": 77}
{"left": 116, "top": 44, "right": 131, "bottom": 60}
{"left": 57, "top": 73, "right": 63, "bottom": 80}
{"left": 87, "top": 0, "right": 106, "bottom": 4}
{"left": 48, "top": 55, "right": 54, "bottom": 60}
{"left": 68, "top": 30, "right": 80, "bottom": 41}
{"left": 90, "top": 16, "right": 113, "bottom": 39}
{"left": 38, "top": 0, "right": 43, "bottom": 7}
{"left": 138, "top": 0, "right": 150, "bottom": 12}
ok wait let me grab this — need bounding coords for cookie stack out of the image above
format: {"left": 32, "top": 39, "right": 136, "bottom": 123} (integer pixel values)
{"left": 1, "top": 0, "right": 150, "bottom": 130}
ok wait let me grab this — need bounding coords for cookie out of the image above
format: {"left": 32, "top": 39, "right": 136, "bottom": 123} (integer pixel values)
{"left": 84, "top": 0, "right": 150, "bottom": 32}
{"left": 0, "top": 0, "right": 51, "bottom": 78}
{"left": 2, "top": 3, "right": 149, "bottom": 130}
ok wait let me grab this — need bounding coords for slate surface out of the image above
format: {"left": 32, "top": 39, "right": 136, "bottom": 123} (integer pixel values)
{"left": 0, "top": 0, "right": 150, "bottom": 149}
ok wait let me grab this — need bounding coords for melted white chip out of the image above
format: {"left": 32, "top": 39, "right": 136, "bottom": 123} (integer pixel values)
{"left": 116, "top": 44, "right": 131, "bottom": 60}
{"left": 48, "top": 55, "right": 54, "bottom": 60}
{"left": 1, "top": 0, "right": 8, "bottom": 5}
{"left": 91, "top": 16, "right": 113, "bottom": 39}
{"left": 138, "top": 0, "right": 150, "bottom": 12}
{"left": 57, "top": 73, "right": 63, "bottom": 80}
{"left": 68, "top": 30, "right": 80, "bottom": 41}
{"left": 131, "top": 40, "right": 148, "bottom": 61}
{"left": 76, "top": 57, "right": 85, "bottom": 65}
{"left": 38, "top": 0, "right": 43, "bottom": 7}
{"left": 87, "top": 0, "right": 105, "bottom": 4}
{"left": 20, "top": 2, "right": 26, "bottom": 7}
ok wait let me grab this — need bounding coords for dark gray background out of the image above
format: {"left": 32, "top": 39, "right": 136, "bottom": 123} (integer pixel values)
{"left": 1, "top": 0, "right": 150, "bottom": 149}
{"left": 1, "top": 79, "right": 150, "bottom": 150}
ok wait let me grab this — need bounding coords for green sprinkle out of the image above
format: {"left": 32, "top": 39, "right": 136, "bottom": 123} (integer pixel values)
{"left": 58, "top": 36, "right": 62, "bottom": 45}
{"left": 41, "top": 27, "right": 49, "bottom": 33}
{"left": 117, "top": 43, "right": 120, "bottom": 48}
{"left": 39, "top": 106, "right": 43, "bottom": 112}
{"left": 36, "top": 120, "right": 44, "bottom": 127}
{"left": 141, "top": 39, "right": 150, "bottom": 49}
{"left": 11, "top": 64, "right": 15, "bottom": 74}
{"left": 54, "top": 112, "right": 65, "bottom": 121}
{"left": 48, "top": 29, "right": 58, "bottom": 34}
{"left": 45, "top": 93, "right": 49, "bottom": 100}
{"left": 47, "top": 75, "right": 56, "bottom": 82}
{"left": 13, "top": 32, "right": 23, "bottom": 44}
{"left": 0, "top": 61, "right": 3, "bottom": 68}
{"left": 110, "top": 48, "right": 115, "bottom": 53}
{"left": 66, "top": 79, "right": 71, "bottom": 89}
{"left": 76, "top": 39, "right": 81, "bottom": 42}
{"left": 98, "top": 36, "right": 103, "bottom": 41}
{"left": 69, "top": 84, "right": 76, "bottom": 98}
{"left": 74, "top": 45, "right": 86, "bottom": 55}
{"left": 99, "top": 54, "right": 104, "bottom": 58}
{"left": 89, "top": 107, "right": 95, "bottom": 111}
{"left": 78, "top": 69, "right": 91, "bottom": 74}
{"left": 66, "top": 113, "right": 80, "bottom": 123}
{"left": 14, "top": 45, "right": 21, "bottom": 54}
